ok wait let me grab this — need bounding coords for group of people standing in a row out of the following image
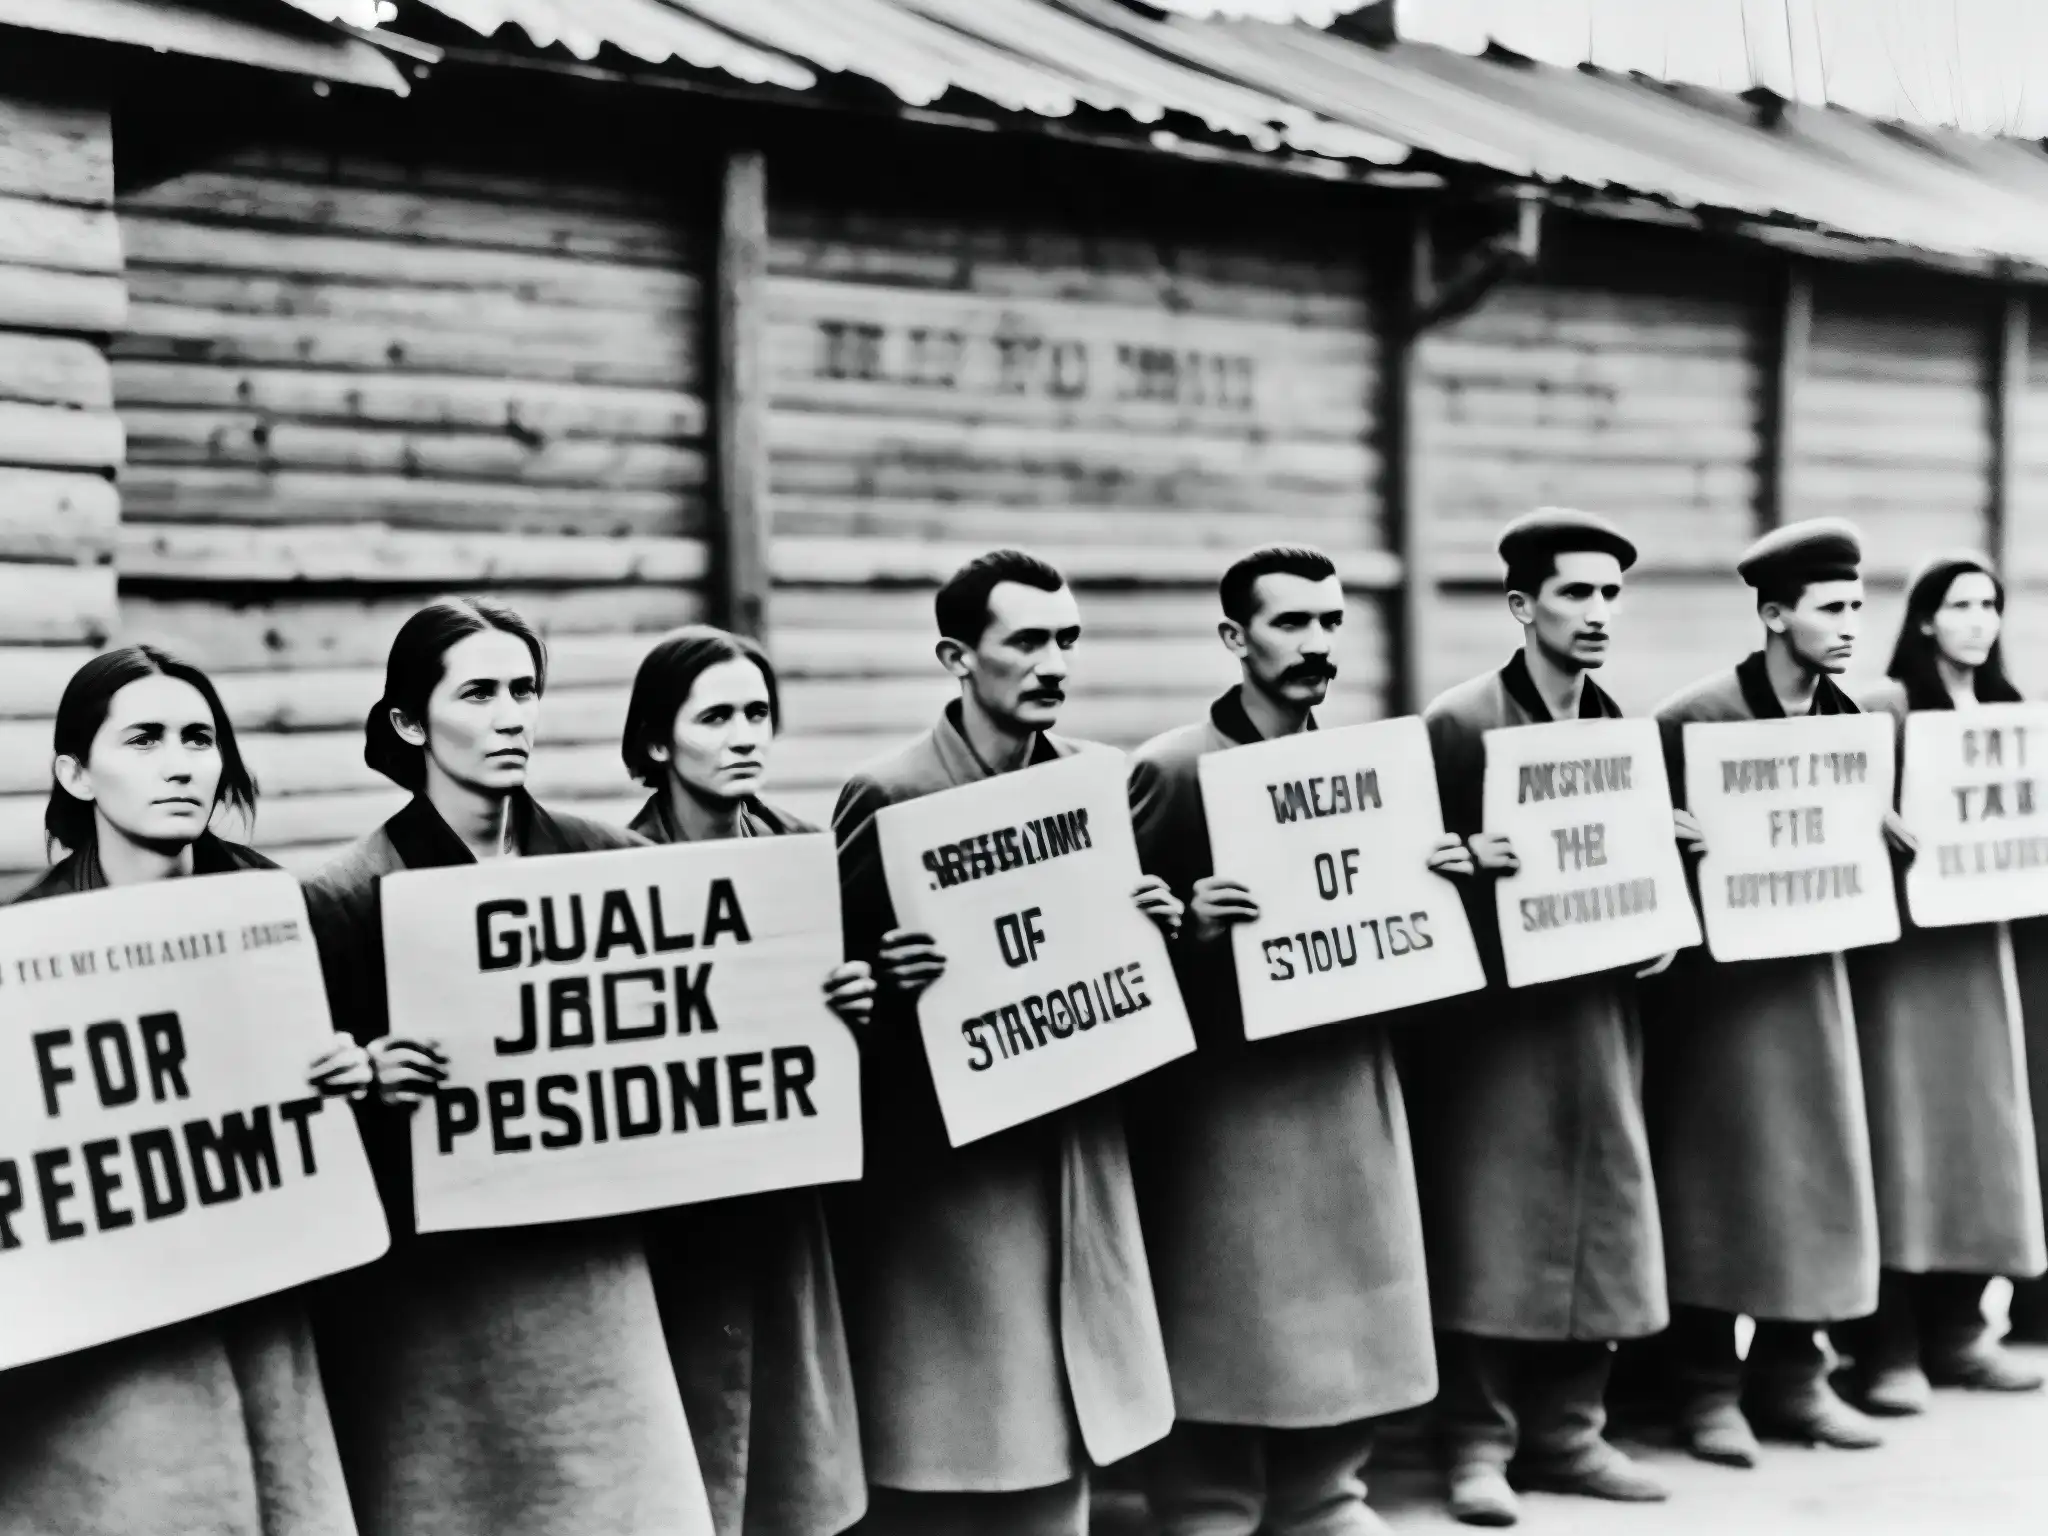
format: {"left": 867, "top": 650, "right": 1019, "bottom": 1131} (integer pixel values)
{"left": 1, "top": 508, "right": 2041, "bottom": 1536}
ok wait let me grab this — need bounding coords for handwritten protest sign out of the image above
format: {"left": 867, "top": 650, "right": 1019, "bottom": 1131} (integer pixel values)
{"left": 0, "top": 872, "right": 388, "bottom": 1371}
{"left": 877, "top": 749, "right": 1195, "bottom": 1146}
{"left": 1482, "top": 718, "right": 1701, "bottom": 987}
{"left": 384, "top": 837, "right": 861, "bottom": 1234}
{"left": 1686, "top": 713, "right": 1898, "bottom": 960}
{"left": 1902, "top": 704, "right": 2048, "bottom": 927}
{"left": 1197, "top": 717, "right": 1484, "bottom": 1038}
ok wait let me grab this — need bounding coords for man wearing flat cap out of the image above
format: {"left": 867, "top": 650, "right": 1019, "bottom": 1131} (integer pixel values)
{"left": 1405, "top": 509, "right": 1672, "bottom": 1527}
{"left": 1641, "top": 517, "right": 1886, "bottom": 1467}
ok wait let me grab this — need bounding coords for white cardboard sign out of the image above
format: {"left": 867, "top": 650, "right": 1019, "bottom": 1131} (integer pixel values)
{"left": 1197, "top": 716, "right": 1485, "bottom": 1037}
{"left": 0, "top": 872, "right": 389, "bottom": 1370}
{"left": 1902, "top": 704, "right": 2048, "bottom": 927}
{"left": 1685, "top": 713, "right": 1899, "bottom": 960}
{"left": 1484, "top": 718, "right": 1702, "bottom": 987}
{"left": 876, "top": 750, "right": 1195, "bottom": 1146}
{"left": 383, "top": 837, "right": 862, "bottom": 1234}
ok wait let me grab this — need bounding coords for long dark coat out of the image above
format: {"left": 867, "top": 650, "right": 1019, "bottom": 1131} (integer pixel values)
{"left": 628, "top": 793, "right": 865, "bottom": 1536}
{"left": 1403, "top": 654, "right": 1668, "bottom": 1342}
{"left": 302, "top": 795, "right": 713, "bottom": 1536}
{"left": 1645, "top": 653, "right": 1880, "bottom": 1321}
{"left": 1123, "top": 688, "right": 1436, "bottom": 1426}
{"left": 1843, "top": 680, "right": 2046, "bottom": 1278}
{"left": 0, "top": 835, "right": 357, "bottom": 1536}
{"left": 830, "top": 702, "right": 1174, "bottom": 1492}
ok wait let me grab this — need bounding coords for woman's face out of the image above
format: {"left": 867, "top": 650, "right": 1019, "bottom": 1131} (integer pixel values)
{"left": 59, "top": 674, "right": 224, "bottom": 850}
{"left": 397, "top": 629, "right": 541, "bottom": 795}
{"left": 1926, "top": 570, "right": 2002, "bottom": 671}
{"left": 655, "top": 657, "right": 774, "bottom": 803}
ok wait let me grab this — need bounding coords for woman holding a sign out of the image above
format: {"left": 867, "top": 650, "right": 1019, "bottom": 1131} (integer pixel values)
{"left": 1839, "top": 553, "right": 2046, "bottom": 1411}
{"left": 302, "top": 599, "right": 715, "bottom": 1536}
{"left": 619, "top": 625, "right": 873, "bottom": 1536}
{"left": 1, "top": 646, "right": 376, "bottom": 1536}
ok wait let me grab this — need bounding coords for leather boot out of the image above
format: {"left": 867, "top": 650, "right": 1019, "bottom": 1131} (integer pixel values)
{"left": 1744, "top": 1375, "right": 1884, "bottom": 1449}
{"left": 1681, "top": 1397, "right": 1760, "bottom": 1467}
{"left": 1856, "top": 1362, "right": 1931, "bottom": 1417}
{"left": 1512, "top": 1441, "right": 1670, "bottom": 1502}
{"left": 1447, "top": 1463, "right": 1519, "bottom": 1528}
{"left": 1926, "top": 1342, "right": 2046, "bottom": 1393}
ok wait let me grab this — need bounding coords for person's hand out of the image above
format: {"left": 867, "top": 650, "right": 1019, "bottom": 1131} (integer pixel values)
{"left": 368, "top": 1036, "right": 446, "bottom": 1108}
{"left": 878, "top": 929, "right": 947, "bottom": 998}
{"left": 1673, "top": 807, "right": 1707, "bottom": 858}
{"left": 1131, "top": 876, "right": 1183, "bottom": 941}
{"left": 1882, "top": 809, "right": 1919, "bottom": 861}
{"left": 1188, "top": 876, "right": 1259, "bottom": 945}
{"left": 1467, "top": 833, "right": 1519, "bottom": 875}
{"left": 307, "top": 1032, "right": 372, "bottom": 1101}
{"left": 1635, "top": 950, "right": 1678, "bottom": 980}
{"left": 1426, "top": 832, "right": 1475, "bottom": 879}
{"left": 823, "top": 960, "right": 876, "bottom": 1028}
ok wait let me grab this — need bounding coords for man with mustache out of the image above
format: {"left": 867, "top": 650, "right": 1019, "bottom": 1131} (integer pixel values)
{"left": 830, "top": 548, "right": 1183, "bottom": 1536}
{"left": 1641, "top": 519, "right": 1887, "bottom": 1465}
{"left": 1123, "top": 545, "right": 1463, "bottom": 1536}
{"left": 1406, "top": 510, "right": 1673, "bottom": 1526}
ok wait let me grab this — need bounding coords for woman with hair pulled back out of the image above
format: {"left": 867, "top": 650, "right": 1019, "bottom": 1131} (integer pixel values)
{"left": 1838, "top": 554, "right": 2047, "bottom": 1409}
{"left": 0, "top": 645, "right": 371, "bottom": 1536}
{"left": 301, "top": 598, "right": 714, "bottom": 1536}
{"left": 619, "top": 625, "right": 873, "bottom": 1536}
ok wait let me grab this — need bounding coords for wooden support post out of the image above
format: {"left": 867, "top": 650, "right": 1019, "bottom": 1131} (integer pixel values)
{"left": 1385, "top": 218, "right": 1432, "bottom": 717}
{"left": 1758, "top": 261, "right": 1813, "bottom": 534}
{"left": 712, "top": 148, "right": 770, "bottom": 640}
{"left": 1990, "top": 291, "right": 2028, "bottom": 575}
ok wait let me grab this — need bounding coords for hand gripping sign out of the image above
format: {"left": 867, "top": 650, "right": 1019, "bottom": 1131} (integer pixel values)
{"left": 1483, "top": 718, "right": 1702, "bottom": 987}
{"left": 1901, "top": 703, "right": 2048, "bottom": 927}
{"left": 876, "top": 749, "right": 1195, "bottom": 1147}
{"left": 0, "top": 872, "right": 388, "bottom": 1371}
{"left": 383, "top": 837, "right": 861, "bottom": 1234}
{"left": 1685, "top": 712, "right": 1899, "bottom": 960}
{"left": 1197, "top": 716, "right": 1485, "bottom": 1038}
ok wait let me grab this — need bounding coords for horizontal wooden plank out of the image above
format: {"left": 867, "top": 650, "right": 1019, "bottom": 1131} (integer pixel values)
{"left": 113, "top": 363, "right": 705, "bottom": 441}
{"left": 123, "top": 412, "right": 703, "bottom": 491}
{"left": 0, "top": 644, "right": 92, "bottom": 718}
{"left": 0, "top": 718, "right": 50, "bottom": 794}
{"left": 120, "top": 524, "right": 706, "bottom": 586}
{"left": 234, "top": 732, "right": 638, "bottom": 802}
{"left": 119, "top": 468, "right": 701, "bottom": 538}
{"left": 0, "top": 467, "right": 118, "bottom": 563}
{"left": 0, "top": 264, "right": 125, "bottom": 334}
{"left": 0, "top": 400, "right": 122, "bottom": 471}
{"left": 772, "top": 497, "right": 1384, "bottom": 555}
{"left": 774, "top": 584, "right": 1396, "bottom": 638}
{"left": 205, "top": 146, "right": 675, "bottom": 216}
{"left": 0, "top": 194, "right": 120, "bottom": 274}
{"left": 771, "top": 535, "right": 1401, "bottom": 590}
{"left": 0, "top": 92, "right": 110, "bottom": 207}
{"left": 1417, "top": 420, "right": 1759, "bottom": 464}
{"left": 123, "top": 172, "right": 695, "bottom": 266}
{"left": 1429, "top": 457, "right": 1755, "bottom": 509}
{"left": 120, "top": 587, "right": 707, "bottom": 673}
{"left": 206, "top": 673, "right": 629, "bottom": 738}
{"left": 0, "top": 563, "right": 113, "bottom": 642}
{"left": 0, "top": 332, "right": 110, "bottom": 409}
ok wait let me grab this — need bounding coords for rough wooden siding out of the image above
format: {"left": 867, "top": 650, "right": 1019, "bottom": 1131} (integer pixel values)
{"left": 107, "top": 146, "right": 707, "bottom": 870}
{"left": 1414, "top": 231, "right": 1769, "bottom": 708}
{"left": 760, "top": 197, "right": 1391, "bottom": 824}
{"left": 0, "top": 82, "right": 122, "bottom": 898}
{"left": 2001, "top": 336, "right": 2048, "bottom": 689}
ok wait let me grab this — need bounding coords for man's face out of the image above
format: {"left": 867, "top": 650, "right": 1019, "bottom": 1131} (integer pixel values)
{"left": 1766, "top": 577, "right": 1863, "bottom": 675}
{"left": 1225, "top": 572, "right": 1344, "bottom": 706}
{"left": 1510, "top": 551, "right": 1623, "bottom": 672}
{"left": 946, "top": 580, "right": 1083, "bottom": 733}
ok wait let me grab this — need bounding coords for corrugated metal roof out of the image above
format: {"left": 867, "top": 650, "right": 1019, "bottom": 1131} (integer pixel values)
{"left": 2, "top": 0, "right": 409, "bottom": 91}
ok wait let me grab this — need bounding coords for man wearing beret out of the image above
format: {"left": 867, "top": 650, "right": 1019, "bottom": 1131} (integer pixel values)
{"left": 1405, "top": 509, "right": 1673, "bottom": 1527}
{"left": 1125, "top": 545, "right": 1457, "bottom": 1536}
{"left": 1641, "top": 517, "right": 1887, "bottom": 1466}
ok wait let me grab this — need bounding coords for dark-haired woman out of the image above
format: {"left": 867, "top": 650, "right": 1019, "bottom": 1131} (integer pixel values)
{"left": 1841, "top": 554, "right": 2046, "bottom": 1412}
{"left": 0, "top": 645, "right": 371, "bottom": 1536}
{"left": 301, "top": 598, "right": 714, "bottom": 1536}
{"left": 620, "top": 625, "right": 874, "bottom": 1536}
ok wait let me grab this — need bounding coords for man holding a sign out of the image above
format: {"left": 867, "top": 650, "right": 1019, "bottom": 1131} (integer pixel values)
{"left": 831, "top": 551, "right": 1181, "bottom": 1536}
{"left": 1409, "top": 511, "right": 1675, "bottom": 1525}
{"left": 1126, "top": 546, "right": 1477, "bottom": 1536}
{"left": 1645, "top": 520, "right": 1894, "bottom": 1466}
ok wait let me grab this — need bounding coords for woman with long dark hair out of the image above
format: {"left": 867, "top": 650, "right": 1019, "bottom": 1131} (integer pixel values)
{"left": 301, "top": 598, "right": 713, "bottom": 1536}
{"left": 619, "top": 625, "right": 872, "bottom": 1536}
{"left": 1841, "top": 553, "right": 2046, "bottom": 1410}
{"left": 0, "top": 645, "right": 370, "bottom": 1536}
